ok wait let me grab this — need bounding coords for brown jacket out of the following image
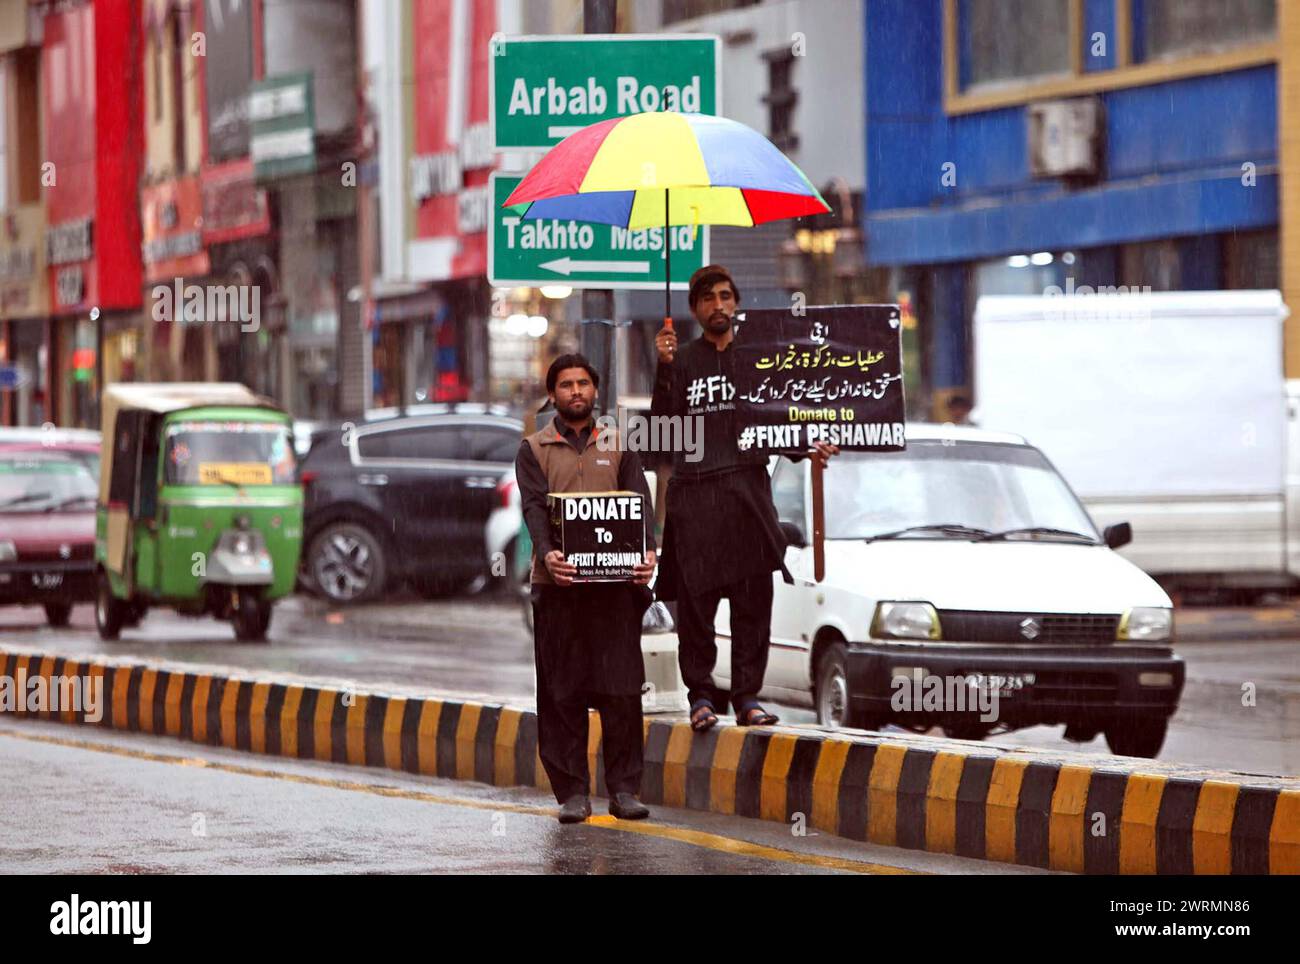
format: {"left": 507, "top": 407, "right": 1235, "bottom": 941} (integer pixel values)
{"left": 521, "top": 421, "right": 655, "bottom": 585}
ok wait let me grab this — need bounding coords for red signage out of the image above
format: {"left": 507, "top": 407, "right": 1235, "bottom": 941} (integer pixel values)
{"left": 41, "top": 0, "right": 144, "bottom": 312}
{"left": 409, "top": 0, "right": 496, "bottom": 280}
{"left": 201, "top": 158, "right": 272, "bottom": 245}
{"left": 141, "top": 175, "right": 210, "bottom": 282}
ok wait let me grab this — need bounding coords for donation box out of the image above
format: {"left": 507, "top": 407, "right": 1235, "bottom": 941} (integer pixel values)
{"left": 547, "top": 490, "right": 647, "bottom": 582}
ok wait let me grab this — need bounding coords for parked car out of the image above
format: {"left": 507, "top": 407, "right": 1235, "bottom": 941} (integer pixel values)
{"left": 0, "top": 446, "right": 98, "bottom": 626}
{"left": 299, "top": 411, "right": 523, "bottom": 603}
{"left": 713, "top": 423, "right": 1185, "bottom": 758}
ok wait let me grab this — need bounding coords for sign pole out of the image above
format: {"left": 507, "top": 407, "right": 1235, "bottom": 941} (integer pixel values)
{"left": 811, "top": 455, "right": 825, "bottom": 583}
{"left": 664, "top": 188, "right": 672, "bottom": 331}
{"left": 583, "top": 0, "right": 618, "bottom": 417}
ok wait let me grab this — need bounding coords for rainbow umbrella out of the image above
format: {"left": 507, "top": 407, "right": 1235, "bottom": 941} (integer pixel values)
{"left": 503, "top": 111, "right": 830, "bottom": 327}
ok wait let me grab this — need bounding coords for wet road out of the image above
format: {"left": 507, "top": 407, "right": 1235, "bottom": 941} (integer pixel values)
{"left": 2, "top": 596, "right": 1298, "bottom": 777}
{"left": 0, "top": 718, "right": 1037, "bottom": 875}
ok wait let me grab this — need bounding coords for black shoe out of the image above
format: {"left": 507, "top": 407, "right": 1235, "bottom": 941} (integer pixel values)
{"left": 609, "top": 792, "right": 650, "bottom": 820}
{"left": 558, "top": 794, "right": 591, "bottom": 824}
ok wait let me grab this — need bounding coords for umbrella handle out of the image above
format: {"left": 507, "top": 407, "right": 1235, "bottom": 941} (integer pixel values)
{"left": 663, "top": 316, "right": 673, "bottom": 331}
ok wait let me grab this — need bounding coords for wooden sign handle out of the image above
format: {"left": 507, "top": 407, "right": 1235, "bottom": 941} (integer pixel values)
{"left": 811, "top": 455, "right": 825, "bottom": 583}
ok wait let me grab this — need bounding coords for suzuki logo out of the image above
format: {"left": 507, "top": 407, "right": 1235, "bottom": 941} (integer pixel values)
{"left": 1019, "top": 617, "right": 1041, "bottom": 640}
{"left": 58, "top": 544, "right": 71, "bottom": 559}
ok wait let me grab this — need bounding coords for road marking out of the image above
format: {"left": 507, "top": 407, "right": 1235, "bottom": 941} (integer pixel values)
{"left": 1253, "top": 609, "right": 1297, "bottom": 623}
{"left": 0, "top": 725, "right": 922, "bottom": 875}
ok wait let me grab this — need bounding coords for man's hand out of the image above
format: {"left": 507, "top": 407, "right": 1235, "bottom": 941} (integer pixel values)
{"left": 632, "top": 549, "right": 657, "bottom": 586}
{"left": 810, "top": 441, "right": 840, "bottom": 466}
{"left": 655, "top": 325, "right": 677, "bottom": 364}
{"left": 544, "top": 549, "right": 578, "bottom": 587}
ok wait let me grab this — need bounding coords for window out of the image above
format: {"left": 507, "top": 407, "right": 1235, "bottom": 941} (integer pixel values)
{"left": 824, "top": 443, "right": 1098, "bottom": 542}
{"left": 1225, "top": 229, "right": 1279, "bottom": 290}
{"left": 962, "top": 0, "right": 1071, "bottom": 88}
{"left": 762, "top": 48, "right": 798, "bottom": 152}
{"left": 108, "top": 411, "right": 143, "bottom": 505}
{"left": 172, "top": 13, "right": 187, "bottom": 170}
{"left": 0, "top": 455, "right": 97, "bottom": 514}
{"left": 0, "top": 61, "right": 8, "bottom": 212}
{"left": 465, "top": 426, "right": 521, "bottom": 464}
{"left": 356, "top": 425, "right": 462, "bottom": 461}
{"left": 164, "top": 421, "right": 297, "bottom": 485}
{"left": 770, "top": 459, "right": 806, "bottom": 528}
{"left": 152, "top": 23, "right": 163, "bottom": 123}
{"left": 1141, "top": 0, "right": 1275, "bottom": 61}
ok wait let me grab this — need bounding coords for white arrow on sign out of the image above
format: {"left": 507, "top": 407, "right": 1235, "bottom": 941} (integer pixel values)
{"left": 538, "top": 256, "right": 651, "bottom": 276}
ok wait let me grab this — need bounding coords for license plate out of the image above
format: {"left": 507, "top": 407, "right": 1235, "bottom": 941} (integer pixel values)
{"left": 31, "top": 572, "right": 64, "bottom": 590}
{"left": 966, "top": 673, "right": 1034, "bottom": 695}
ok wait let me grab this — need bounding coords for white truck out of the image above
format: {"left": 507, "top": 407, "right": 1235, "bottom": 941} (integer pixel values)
{"left": 974, "top": 289, "right": 1295, "bottom": 598}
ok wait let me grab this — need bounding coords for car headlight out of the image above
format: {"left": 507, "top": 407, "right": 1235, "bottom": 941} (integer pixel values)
{"left": 871, "top": 601, "right": 942, "bottom": 640}
{"left": 1117, "top": 607, "right": 1173, "bottom": 644}
{"left": 0, "top": 539, "right": 15, "bottom": 562}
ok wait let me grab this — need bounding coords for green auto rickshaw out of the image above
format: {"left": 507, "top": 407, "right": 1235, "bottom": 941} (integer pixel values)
{"left": 95, "top": 383, "right": 303, "bottom": 642}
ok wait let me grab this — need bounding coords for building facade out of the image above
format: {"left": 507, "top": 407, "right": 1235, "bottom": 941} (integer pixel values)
{"left": 364, "top": 0, "right": 507, "bottom": 411}
{"left": 865, "top": 0, "right": 1284, "bottom": 419}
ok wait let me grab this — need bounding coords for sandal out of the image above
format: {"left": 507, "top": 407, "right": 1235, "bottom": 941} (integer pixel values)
{"left": 736, "top": 703, "right": 779, "bottom": 727}
{"left": 689, "top": 699, "right": 719, "bottom": 732}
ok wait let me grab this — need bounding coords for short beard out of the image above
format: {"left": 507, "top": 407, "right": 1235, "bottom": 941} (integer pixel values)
{"left": 703, "top": 311, "right": 732, "bottom": 334}
{"left": 557, "top": 398, "right": 592, "bottom": 421}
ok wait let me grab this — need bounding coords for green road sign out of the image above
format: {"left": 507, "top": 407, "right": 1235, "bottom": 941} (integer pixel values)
{"left": 490, "top": 34, "right": 720, "bottom": 150}
{"left": 488, "top": 174, "right": 708, "bottom": 290}
{"left": 250, "top": 73, "right": 315, "bottom": 180}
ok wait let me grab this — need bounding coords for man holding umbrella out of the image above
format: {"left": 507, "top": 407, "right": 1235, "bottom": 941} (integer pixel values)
{"left": 653, "top": 265, "right": 838, "bottom": 730}
{"left": 501, "top": 110, "right": 836, "bottom": 730}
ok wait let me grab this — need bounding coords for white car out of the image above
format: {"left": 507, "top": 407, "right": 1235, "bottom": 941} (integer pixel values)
{"left": 713, "top": 423, "right": 1185, "bottom": 758}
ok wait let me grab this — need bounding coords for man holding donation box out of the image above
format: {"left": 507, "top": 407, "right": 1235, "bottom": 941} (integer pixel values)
{"left": 515, "top": 354, "right": 658, "bottom": 824}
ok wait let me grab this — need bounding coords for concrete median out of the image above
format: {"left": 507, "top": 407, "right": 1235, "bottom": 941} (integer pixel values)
{"left": 1, "top": 646, "right": 1296, "bottom": 874}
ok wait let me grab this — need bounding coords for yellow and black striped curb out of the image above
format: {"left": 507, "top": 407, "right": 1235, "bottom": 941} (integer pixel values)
{"left": 2, "top": 648, "right": 1297, "bottom": 874}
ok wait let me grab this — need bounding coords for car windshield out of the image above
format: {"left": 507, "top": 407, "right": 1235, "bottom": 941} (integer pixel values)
{"left": 824, "top": 441, "right": 1100, "bottom": 542}
{"left": 164, "top": 420, "right": 297, "bottom": 486}
{"left": 0, "top": 455, "right": 98, "bottom": 513}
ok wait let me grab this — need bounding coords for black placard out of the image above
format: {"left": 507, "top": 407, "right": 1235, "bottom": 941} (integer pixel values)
{"left": 731, "top": 304, "right": 907, "bottom": 454}
{"left": 547, "top": 491, "right": 646, "bottom": 582}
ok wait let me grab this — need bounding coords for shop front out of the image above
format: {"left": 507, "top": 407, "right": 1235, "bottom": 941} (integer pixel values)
{"left": 139, "top": 173, "right": 211, "bottom": 384}
{"left": 0, "top": 203, "right": 49, "bottom": 425}
{"left": 202, "top": 159, "right": 280, "bottom": 397}
{"left": 45, "top": 217, "right": 100, "bottom": 428}
{"left": 42, "top": 0, "right": 144, "bottom": 428}
{"left": 371, "top": 286, "right": 471, "bottom": 409}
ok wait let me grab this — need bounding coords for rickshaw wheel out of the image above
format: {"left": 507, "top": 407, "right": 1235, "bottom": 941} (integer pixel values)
{"left": 94, "top": 571, "right": 126, "bottom": 641}
{"left": 232, "top": 592, "right": 273, "bottom": 642}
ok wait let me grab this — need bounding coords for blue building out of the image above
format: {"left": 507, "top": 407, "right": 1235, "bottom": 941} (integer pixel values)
{"left": 864, "top": 0, "right": 1285, "bottom": 419}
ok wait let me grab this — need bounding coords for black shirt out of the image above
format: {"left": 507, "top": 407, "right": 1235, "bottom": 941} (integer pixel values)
{"left": 649, "top": 335, "right": 797, "bottom": 596}
{"left": 650, "top": 336, "right": 769, "bottom": 479}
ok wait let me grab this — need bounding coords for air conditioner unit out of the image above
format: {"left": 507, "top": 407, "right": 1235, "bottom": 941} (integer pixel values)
{"left": 1028, "top": 98, "right": 1102, "bottom": 179}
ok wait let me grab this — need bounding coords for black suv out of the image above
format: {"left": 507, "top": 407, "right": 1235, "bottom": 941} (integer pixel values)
{"left": 298, "top": 410, "right": 522, "bottom": 603}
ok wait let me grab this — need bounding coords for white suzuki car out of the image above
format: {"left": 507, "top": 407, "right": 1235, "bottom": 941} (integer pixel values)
{"left": 713, "top": 423, "right": 1184, "bottom": 758}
